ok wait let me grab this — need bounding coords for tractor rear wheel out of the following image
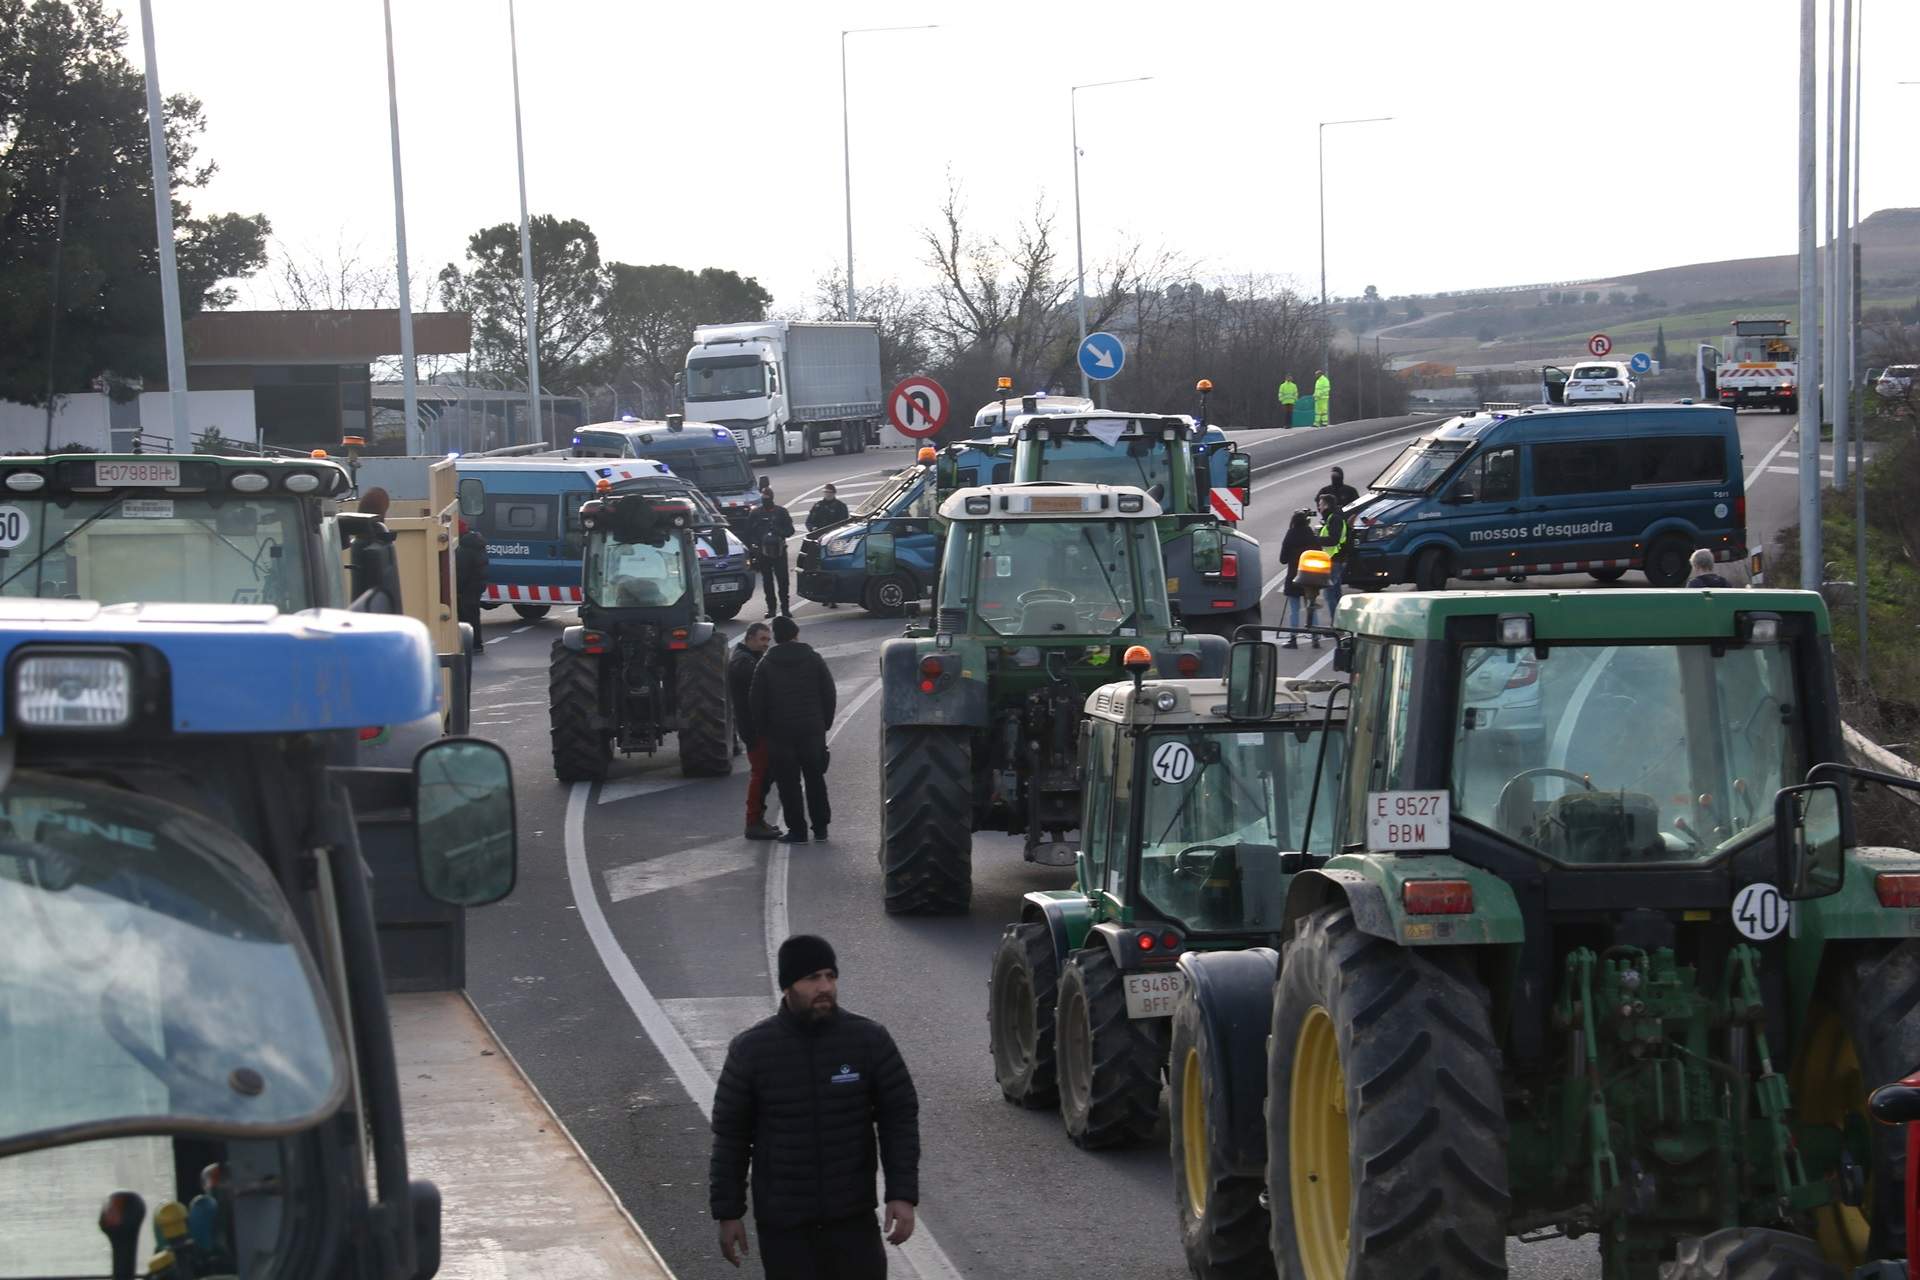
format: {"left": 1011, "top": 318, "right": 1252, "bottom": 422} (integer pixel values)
{"left": 676, "top": 633, "right": 733, "bottom": 777}
{"left": 549, "top": 641, "right": 611, "bottom": 783}
{"left": 1269, "top": 905, "right": 1509, "bottom": 1280}
{"left": 880, "top": 726, "right": 972, "bottom": 914}
{"left": 1056, "top": 948, "right": 1162, "bottom": 1150}
{"left": 989, "top": 922, "right": 1059, "bottom": 1108}
{"left": 1791, "top": 940, "right": 1920, "bottom": 1266}
{"left": 1659, "top": 1228, "right": 1842, "bottom": 1279}
{"left": 1171, "top": 985, "right": 1274, "bottom": 1280}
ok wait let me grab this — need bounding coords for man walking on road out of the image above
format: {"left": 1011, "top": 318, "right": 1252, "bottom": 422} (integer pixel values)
{"left": 804, "top": 485, "right": 850, "bottom": 609}
{"left": 749, "top": 616, "right": 835, "bottom": 843}
{"left": 730, "top": 622, "right": 781, "bottom": 840}
{"left": 1277, "top": 375, "right": 1299, "bottom": 427}
{"left": 711, "top": 934, "right": 920, "bottom": 1279}
{"left": 1317, "top": 466, "right": 1359, "bottom": 508}
{"left": 1313, "top": 369, "right": 1332, "bottom": 426}
{"left": 744, "top": 489, "right": 795, "bottom": 617}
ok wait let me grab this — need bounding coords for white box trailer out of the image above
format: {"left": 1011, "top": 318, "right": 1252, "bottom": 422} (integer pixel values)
{"left": 684, "top": 320, "right": 882, "bottom": 465}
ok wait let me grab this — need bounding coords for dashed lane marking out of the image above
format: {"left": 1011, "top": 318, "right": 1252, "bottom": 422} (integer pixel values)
{"left": 604, "top": 844, "right": 760, "bottom": 902}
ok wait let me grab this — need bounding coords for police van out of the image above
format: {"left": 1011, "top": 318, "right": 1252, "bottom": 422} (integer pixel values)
{"left": 1345, "top": 404, "right": 1747, "bottom": 591}
{"left": 454, "top": 458, "right": 755, "bottom": 621}
{"left": 569, "top": 415, "right": 762, "bottom": 526}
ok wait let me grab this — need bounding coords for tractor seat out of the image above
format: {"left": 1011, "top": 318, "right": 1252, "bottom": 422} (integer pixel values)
{"left": 615, "top": 578, "right": 665, "bottom": 607}
{"left": 1017, "top": 600, "right": 1081, "bottom": 634}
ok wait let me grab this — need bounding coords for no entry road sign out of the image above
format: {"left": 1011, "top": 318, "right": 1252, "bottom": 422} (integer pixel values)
{"left": 888, "top": 376, "right": 949, "bottom": 439}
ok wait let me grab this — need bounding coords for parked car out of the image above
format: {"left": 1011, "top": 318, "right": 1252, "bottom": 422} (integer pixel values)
{"left": 1563, "top": 361, "right": 1638, "bottom": 404}
{"left": 1875, "top": 365, "right": 1917, "bottom": 398}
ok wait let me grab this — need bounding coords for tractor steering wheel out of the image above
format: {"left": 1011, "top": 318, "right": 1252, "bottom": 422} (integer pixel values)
{"left": 1018, "top": 587, "right": 1075, "bottom": 605}
{"left": 1496, "top": 767, "right": 1593, "bottom": 821}
{"left": 1172, "top": 844, "right": 1230, "bottom": 881}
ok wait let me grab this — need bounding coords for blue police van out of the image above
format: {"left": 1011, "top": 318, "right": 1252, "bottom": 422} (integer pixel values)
{"left": 795, "top": 439, "right": 1012, "bottom": 615}
{"left": 454, "top": 458, "right": 756, "bottom": 621}
{"left": 570, "top": 415, "right": 763, "bottom": 526}
{"left": 1345, "top": 403, "right": 1747, "bottom": 590}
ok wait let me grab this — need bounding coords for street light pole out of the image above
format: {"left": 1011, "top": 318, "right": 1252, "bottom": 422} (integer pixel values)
{"left": 1317, "top": 116, "right": 1393, "bottom": 403}
{"left": 508, "top": 0, "right": 541, "bottom": 446}
{"left": 1071, "top": 75, "right": 1153, "bottom": 400}
{"left": 1796, "top": 0, "right": 1822, "bottom": 591}
{"left": 138, "top": 0, "right": 189, "bottom": 447}
{"left": 380, "top": 0, "right": 420, "bottom": 455}
{"left": 1833, "top": 0, "right": 1855, "bottom": 489}
{"left": 840, "top": 24, "right": 936, "bottom": 321}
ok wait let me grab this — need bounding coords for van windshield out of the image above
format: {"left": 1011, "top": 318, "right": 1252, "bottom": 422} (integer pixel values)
{"left": 656, "top": 444, "right": 753, "bottom": 493}
{"left": 1371, "top": 441, "right": 1470, "bottom": 495}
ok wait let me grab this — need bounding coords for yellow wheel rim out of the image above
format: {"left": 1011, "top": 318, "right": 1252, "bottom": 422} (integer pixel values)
{"left": 1182, "top": 1046, "right": 1208, "bottom": 1218}
{"left": 1792, "top": 1007, "right": 1872, "bottom": 1265}
{"left": 1291, "top": 1005, "right": 1351, "bottom": 1280}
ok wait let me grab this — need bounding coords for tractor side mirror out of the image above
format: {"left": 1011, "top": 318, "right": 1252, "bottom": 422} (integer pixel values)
{"left": 1226, "top": 641, "right": 1278, "bottom": 721}
{"left": 413, "top": 738, "right": 517, "bottom": 907}
{"left": 1773, "top": 782, "right": 1843, "bottom": 899}
{"left": 1226, "top": 452, "right": 1252, "bottom": 490}
{"left": 1190, "top": 524, "right": 1224, "bottom": 575}
{"left": 1331, "top": 634, "right": 1356, "bottom": 674}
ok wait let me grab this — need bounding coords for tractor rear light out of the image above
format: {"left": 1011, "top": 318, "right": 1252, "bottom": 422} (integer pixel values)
{"left": 1176, "top": 653, "right": 1200, "bottom": 676}
{"left": 1159, "top": 930, "right": 1181, "bottom": 950}
{"left": 357, "top": 726, "right": 385, "bottom": 742}
{"left": 669, "top": 628, "right": 690, "bottom": 651}
{"left": 1403, "top": 880, "right": 1474, "bottom": 914}
{"left": 1875, "top": 874, "right": 1920, "bottom": 909}
{"left": 919, "top": 679, "right": 936, "bottom": 694}
{"left": 1220, "top": 553, "right": 1238, "bottom": 580}
{"left": 582, "top": 630, "right": 608, "bottom": 655}
{"left": 1136, "top": 933, "right": 1156, "bottom": 951}
{"left": 919, "top": 656, "right": 943, "bottom": 677}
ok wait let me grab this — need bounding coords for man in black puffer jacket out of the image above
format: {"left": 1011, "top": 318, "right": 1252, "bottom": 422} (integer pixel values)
{"left": 711, "top": 934, "right": 920, "bottom": 1278}
{"left": 748, "top": 615, "right": 836, "bottom": 843}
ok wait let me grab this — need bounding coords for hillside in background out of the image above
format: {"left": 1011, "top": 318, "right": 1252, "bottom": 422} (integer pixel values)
{"left": 1352, "top": 207, "right": 1920, "bottom": 371}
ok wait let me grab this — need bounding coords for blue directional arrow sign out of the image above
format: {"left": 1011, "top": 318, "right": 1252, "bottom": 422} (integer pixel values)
{"left": 1078, "top": 331, "right": 1127, "bottom": 382}
{"left": 1629, "top": 352, "right": 1652, "bottom": 373}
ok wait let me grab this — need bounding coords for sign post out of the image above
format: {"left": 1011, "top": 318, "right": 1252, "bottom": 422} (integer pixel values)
{"left": 887, "top": 376, "right": 950, "bottom": 440}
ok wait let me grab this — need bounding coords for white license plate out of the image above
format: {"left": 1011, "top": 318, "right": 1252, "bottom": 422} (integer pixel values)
{"left": 95, "top": 460, "right": 180, "bottom": 486}
{"left": 709, "top": 580, "right": 743, "bottom": 593}
{"left": 1123, "top": 970, "right": 1185, "bottom": 1019}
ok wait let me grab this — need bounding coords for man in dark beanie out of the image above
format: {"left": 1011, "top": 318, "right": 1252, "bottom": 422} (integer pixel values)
{"left": 710, "top": 934, "right": 920, "bottom": 1278}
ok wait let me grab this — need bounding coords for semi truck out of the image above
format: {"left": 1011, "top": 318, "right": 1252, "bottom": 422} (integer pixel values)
{"left": 1700, "top": 317, "right": 1799, "bottom": 413}
{"left": 682, "top": 320, "right": 883, "bottom": 465}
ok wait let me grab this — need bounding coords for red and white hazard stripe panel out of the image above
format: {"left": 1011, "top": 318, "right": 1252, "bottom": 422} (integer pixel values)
{"left": 1207, "top": 487, "right": 1246, "bottom": 522}
{"left": 1458, "top": 557, "right": 1633, "bottom": 580}
{"left": 484, "top": 583, "right": 582, "bottom": 603}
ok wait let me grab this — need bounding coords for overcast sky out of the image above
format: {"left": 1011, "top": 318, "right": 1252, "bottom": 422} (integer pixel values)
{"left": 117, "top": 0, "right": 1920, "bottom": 314}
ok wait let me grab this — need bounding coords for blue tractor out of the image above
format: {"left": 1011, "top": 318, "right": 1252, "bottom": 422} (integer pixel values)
{"left": 0, "top": 600, "right": 516, "bottom": 1279}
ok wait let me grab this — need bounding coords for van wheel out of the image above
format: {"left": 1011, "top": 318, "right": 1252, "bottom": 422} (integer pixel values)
{"left": 864, "top": 575, "right": 912, "bottom": 617}
{"left": 1588, "top": 567, "right": 1628, "bottom": 583}
{"left": 513, "top": 604, "right": 551, "bottom": 621}
{"left": 1643, "top": 535, "right": 1692, "bottom": 587}
{"left": 1411, "top": 547, "right": 1451, "bottom": 592}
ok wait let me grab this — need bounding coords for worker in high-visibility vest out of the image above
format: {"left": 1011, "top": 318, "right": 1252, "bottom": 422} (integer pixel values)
{"left": 1277, "top": 376, "right": 1299, "bottom": 428}
{"left": 1313, "top": 370, "right": 1332, "bottom": 426}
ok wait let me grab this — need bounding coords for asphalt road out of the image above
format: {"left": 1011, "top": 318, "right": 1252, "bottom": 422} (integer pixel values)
{"left": 456, "top": 409, "right": 1813, "bottom": 1280}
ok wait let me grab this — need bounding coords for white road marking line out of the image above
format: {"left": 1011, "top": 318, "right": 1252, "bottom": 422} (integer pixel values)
{"left": 1743, "top": 423, "right": 1799, "bottom": 489}
{"left": 511, "top": 624, "right": 537, "bottom": 635}
{"left": 659, "top": 996, "right": 772, "bottom": 1078}
{"left": 596, "top": 775, "right": 701, "bottom": 806}
{"left": 474, "top": 699, "right": 546, "bottom": 711}
{"left": 1252, "top": 436, "right": 1411, "bottom": 495}
{"left": 1298, "top": 649, "right": 1337, "bottom": 678}
{"left": 790, "top": 465, "right": 896, "bottom": 505}
{"left": 1767, "top": 465, "right": 1835, "bottom": 478}
{"left": 605, "top": 844, "right": 761, "bottom": 902}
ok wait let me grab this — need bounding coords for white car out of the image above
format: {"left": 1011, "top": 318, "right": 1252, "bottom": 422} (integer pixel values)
{"left": 1875, "top": 365, "right": 1916, "bottom": 398}
{"left": 1564, "top": 362, "right": 1638, "bottom": 404}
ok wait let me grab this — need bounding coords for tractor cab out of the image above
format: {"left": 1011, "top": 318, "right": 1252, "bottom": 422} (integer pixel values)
{"left": 579, "top": 493, "right": 705, "bottom": 621}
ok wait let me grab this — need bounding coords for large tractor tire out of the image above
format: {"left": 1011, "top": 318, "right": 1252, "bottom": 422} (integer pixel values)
{"left": 989, "top": 922, "right": 1059, "bottom": 1108}
{"left": 549, "top": 641, "right": 611, "bottom": 783}
{"left": 880, "top": 726, "right": 972, "bottom": 915}
{"left": 1268, "top": 905, "right": 1509, "bottom": 1280}
{"left": 1659, "top": 1228, "right": 1843, "bottom": 1279}
{"left": 1171, "top": 984, "right": 1275, "bottom": 1280}
{"left": 675, "top": 633, "right": 733, "bottom": 778}
{"left": 1791, "top": 940, "right": 1920, "bottom": 1267}
{"left": 1056, "top": 948, "right": 1162, "bottom": 1150}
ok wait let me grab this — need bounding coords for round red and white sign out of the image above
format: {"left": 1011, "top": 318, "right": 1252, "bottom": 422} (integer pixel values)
{"left": 888, "top": 376, "right": 949, "bottom": 439}
{"left": 1588, "top": 333, "right": 1613, "bottom": 358}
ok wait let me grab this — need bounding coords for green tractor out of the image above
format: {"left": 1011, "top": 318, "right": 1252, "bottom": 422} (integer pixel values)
{"left": 985, "top": 647, "right": 1345, "bottom": 1202}
{"left": 1171, "top": 590, "right": 1920, "bottom": 1280}
{"left": 548, "top": 491, "right": 732, "bottom": 781}
{"left": 878, "top": 482, "right": 1226, "bottom": 914}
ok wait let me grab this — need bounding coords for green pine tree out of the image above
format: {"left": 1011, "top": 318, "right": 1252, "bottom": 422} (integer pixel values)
{"left": 1653, "top": 324, "right": 1669, "bottom": 367}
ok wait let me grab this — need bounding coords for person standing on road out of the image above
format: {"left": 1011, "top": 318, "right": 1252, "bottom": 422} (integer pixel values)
{"left": 1686, "top": 548, "right": 1731, "bottom": 588}
{"left": 1313, "top": 369, "right": 1332, "bottom": 426}
{"left": 804, "top": 485, "right": 850, "bottom": 610}
{"left": 454, "top": 518, "right": 490, "bottom": 654}
{"left": 1316, "top": 466, "right": 1359, "bottom": 508}
{"left": 711, "top": 934, "right": 920, "bottom": 1280}
{"left": 749, "top": 615, "right": 835, "bottom": 843}
{"left": 1279, "top": 510, "right": 1323, "bottom": 649}
{"left": 348, "top": 487, "right": 403, "bottom": 613}
{"left": 1277, "top": 375, "right": 1299, "bottom": 427}
{"left": 731, "top": 622, "right": 781, "bottom": 840}
{"left": 744, "top": 489, "right": 795, "bottom": 618}
{"left": 1316, "top": 492, "right": 1352, "bottom": 620}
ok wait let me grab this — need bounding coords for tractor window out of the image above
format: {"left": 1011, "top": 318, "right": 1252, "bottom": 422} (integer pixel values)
{"left": 1030, "top": 437, "right": 1174, "bottom": 501}
{"left": 1081, "top": 724, "right": 1117, "bottom": 890}
{"left": 1135, "top": 725, "right": 1346, "bottom": 934}
{"left": 1451, "top": 641, "right": 1805, "bottom": 864}
{"left": 1338, "top": 642, "right": 1416, "bottom": 848}
{"left": 586, "top": 535, "right": 690, "bottom": 608}
{"left": 1104, "top": 732, "right": 1136, "bottom": 899}
{"left": 966, "top": 520, "right": 1152, "bottom": 638}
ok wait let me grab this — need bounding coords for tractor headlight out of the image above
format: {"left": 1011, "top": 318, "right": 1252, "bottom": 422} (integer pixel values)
{"left": 15, "top": 651, "right": 133, "bottom": 729}
{"left": 824, "top": 534, "right": 863, "bottom": 557}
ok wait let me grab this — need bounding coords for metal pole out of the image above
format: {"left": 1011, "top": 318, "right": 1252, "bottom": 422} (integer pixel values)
{"left": 1318, "top": 123, "right": 1328, "bottom": 380}
{"left": 508, "top": 0, "right": 541, "bottom": 447}
{"left": 138, "top": 0, "right": 189, "bottom": 447}
{"left": 841, "top": 31, "right": 854, "bottom": 319}
{"left": 1823, "top": 0, "right": 1835, "bottom": 449}
{"left": 1833, "top": 0, "right": 1854, "bottom": 490}
{"left": 1853, "top": 1, "right": 1867, "bottom": 676}
{"left": 41, "top": 169, "right": 69, "bottom": 454}
{"left": 1796, "top": 0, "right": 1823, "bottom": 591}
{"left": 381, "top": 0, "right": 420, "bottom": 455}
{"left": 1073, "top": 88, "right": 1088, "bottom": 400}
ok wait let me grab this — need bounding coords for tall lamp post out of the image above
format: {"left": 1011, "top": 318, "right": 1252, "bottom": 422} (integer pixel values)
{"left": 1318, "top": 116, "right": 1393, "bottom": 399}
{"left": 840, "top": 24, "right": 936, "bottom": 321}
{"left": 508, "top": 0, "right": 542, "bottom": 445}
{"left": 1072, "top": 75, "right": 1153, "bottom": 399}
{"left": 138, "top": 0, "right": 189, "bottom": 448}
